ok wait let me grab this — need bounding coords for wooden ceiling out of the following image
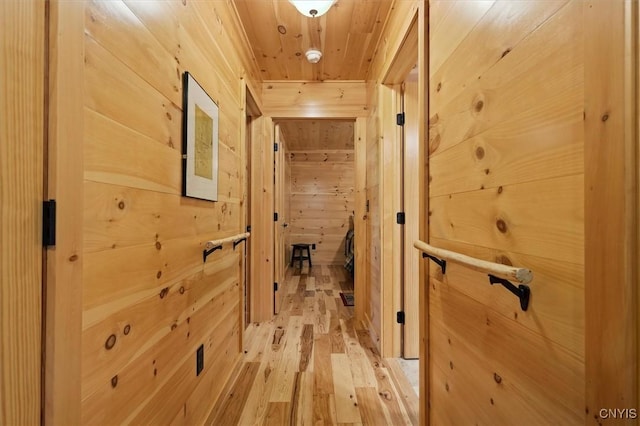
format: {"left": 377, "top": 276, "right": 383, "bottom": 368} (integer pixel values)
{"left": 279, "top": 120, "right": 354, "bottom": 150}
{"left": 233, "top": 0, "right": 394, "bottom": 81}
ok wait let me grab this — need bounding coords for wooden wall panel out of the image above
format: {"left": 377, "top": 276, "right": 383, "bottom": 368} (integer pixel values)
{"left": 289, "top": 149, "right": 355, "bottom": 265}
{"left": 0, "top": 1, "right": 44, "bottom": 423}
{"left": 262, "top": 81, "right": 368, "bottom": 118}
{"left": 62, "top": 0, "right": 258, "bottom": 422}
{"left": 428, "top": 1, "right": 585, "bottom": 424}
{"left": 280, "top": 120, "right": 354, "bottom": 151}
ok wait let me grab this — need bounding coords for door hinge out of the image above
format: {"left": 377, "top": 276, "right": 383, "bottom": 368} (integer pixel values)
{"left": 246, "top": 225, "right": 251, "bottom": 232}
{"left": 396, "top": 311, "right": 405, "bottom": 324}
{"left": 396, "top": 212, "right": 405, "bottom": 225}
{"left": 274, "top": 282, "right": 278, "bottom": 291}
{"left": 43, "top": 200, "right": 56, "bottom": 247}
{"left": 274, "top": 212, "right": 279, "bottom": 222}
{"left": 274, "top": 142, "right": 279, "bottom": 152}
{"left": 396, "top": 112, "right": 405, "bottom": 126}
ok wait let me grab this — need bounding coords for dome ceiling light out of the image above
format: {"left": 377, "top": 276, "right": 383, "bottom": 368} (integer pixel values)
{"left": 305, "top": 48, "right": 322, "bottom": 64}
{"left": 289, "top": 0, "right": 335, "bottom": 18}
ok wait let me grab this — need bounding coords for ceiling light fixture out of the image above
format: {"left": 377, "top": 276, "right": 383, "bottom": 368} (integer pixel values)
{"left": 289, "top": 0, "right": 335, "bottom": 18}
{"left": 305, "top": 48, "right": 322, "bottom": 64}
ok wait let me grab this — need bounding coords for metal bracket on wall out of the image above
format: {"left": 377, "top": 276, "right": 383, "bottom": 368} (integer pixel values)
{"left": 422, "top": 252, "right": 447, "bottom": 274}
{"left": 488, "top": 274, "right": 530, "bottom": 311}
{"left": 202, "top": 245, "right": 222, "bottom": 262}
{"left": 233, "top": 238, "right": 247, "bottom": 250}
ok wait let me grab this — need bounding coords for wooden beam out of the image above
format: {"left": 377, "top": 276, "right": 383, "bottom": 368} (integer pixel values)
{"left": 44, "top": 1, "right": 84, "bottom": 424}
{"left": 585, "top": 0, "right": 638, "bottom": 422}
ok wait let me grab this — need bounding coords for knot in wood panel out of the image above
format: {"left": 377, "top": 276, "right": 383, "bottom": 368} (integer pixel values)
{"left": 493, "top": 373, "right": 502, "bottom": 384}
{"left": 105, "top": 334, "right": 117, "bottom": 350}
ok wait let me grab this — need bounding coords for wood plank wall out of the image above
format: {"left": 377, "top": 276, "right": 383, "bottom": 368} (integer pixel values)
{"left": 428, "top": 1, "right": 585, "bottom": 424}
{"left": 262, "top": 81, "right": 368, "bottom": 118}
{"left": 0, "top": 1, "right": 44, "bottom": 423}
{"left": 73, "top": 0, "right": 261, "bottom": 422}
{"left": 289, "top": 149, "right": 355, "bottom": 265}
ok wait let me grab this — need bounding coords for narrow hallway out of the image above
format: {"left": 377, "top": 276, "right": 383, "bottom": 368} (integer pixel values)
{"left": 209, "top": 265, "right": 418, "bottom": 425}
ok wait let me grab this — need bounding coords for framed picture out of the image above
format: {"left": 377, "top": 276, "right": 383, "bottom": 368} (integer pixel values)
{"left": 182, "top": 71, "right": 219, "bottom": 202}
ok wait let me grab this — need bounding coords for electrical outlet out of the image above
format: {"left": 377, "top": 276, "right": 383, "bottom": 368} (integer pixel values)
{"left": 312, "top": 243, "right": 316, "bottom": 250}
{"left": 196, "top": 344, "right": 204, "bottom": 376}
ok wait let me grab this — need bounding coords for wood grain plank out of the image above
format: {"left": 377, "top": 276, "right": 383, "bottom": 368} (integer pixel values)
{"left": 85, "top": 0, "right": 181, "bottom": 106}
{"left": 332, "top": 353, "right": 362, "bottom": 423}
{"left": 429, "top": 236, "right": 584, "bottom": 356}
{"left": 0, "top": 1, "right": 44, "bottom": 423}
{"left": 208, "top": 362, "right": 260, "bottom": 426}
{"left": 584, "top": 0, "right": 639, "bottom": 421}
{"left": 429, "top": 0, "right": 495, "bottom": 78}
{"left": 262, "top": 81, "right": 367, "bottom": 118}
{"left": 430, "top": 0, "right": 579, "bottom": 156}
{"left": 355, "top": 387, "right": 388, "bottom": 426}
{"left": 269, "top": 316, "right": 303, "bottom": 402}
{"left": 430, "top": 0, "right": 568, "bottom": 109}
{"left": 429, "top": 278, "right": 584, "bottom": 424}
{"left": 44, "top": 1, "right": 84, "bottom": 424}
{"left": 429, "top": 174, "right": 584, "bottom": 265}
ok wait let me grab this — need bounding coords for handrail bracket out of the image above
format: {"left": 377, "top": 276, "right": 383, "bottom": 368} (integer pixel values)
{"left": 422, "top": 252, "right": 447, "bottom": 274}
{"left": 488, "top": 274, "right": 530, "bottom": 311}
{"left": 203, "top": 245, "right": 222, "bottom": 263}
{"left": 233, "top": 237, "right": 247, "bottom": 250}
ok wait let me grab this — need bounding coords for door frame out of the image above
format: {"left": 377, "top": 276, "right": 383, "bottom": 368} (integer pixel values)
{"left": 242, "top": 84, "right": 261, "bottom": 331}
{"left": 44, "top": 2, "right": 85, "bottom": 424}
{"left": 273, "top": 123, "right": 287, "bottom": 313}
{"left": 1, "top": 1, "right": 46, "bottom": 423}
{"left": 379, "top": 11, "right": 421, "bottom": 360}
{"left": 584, "top": 0, "right": 639, "bottom": 418}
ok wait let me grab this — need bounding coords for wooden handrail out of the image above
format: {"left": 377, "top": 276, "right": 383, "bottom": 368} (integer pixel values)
{"left": 413, "top": 240, "right": 533, "bottom": 284}
{"left": 205, "top": 232, "right": 250, "bottom": 250}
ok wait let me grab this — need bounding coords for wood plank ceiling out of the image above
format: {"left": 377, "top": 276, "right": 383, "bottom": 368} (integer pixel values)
{"left": 279, "top": 120, "right": 354, "bottom": 150}
{"left": 233, "top": 0, "right": 394, "bottom": 81}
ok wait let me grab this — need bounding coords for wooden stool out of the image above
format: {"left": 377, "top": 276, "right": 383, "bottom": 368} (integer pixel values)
{"left": 290, "top": 243, "right": 312, "bottom": 269}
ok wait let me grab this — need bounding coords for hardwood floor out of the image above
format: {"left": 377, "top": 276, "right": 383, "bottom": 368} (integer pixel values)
{"left": 209, "top": 265, "right": 418, "bottom": 425}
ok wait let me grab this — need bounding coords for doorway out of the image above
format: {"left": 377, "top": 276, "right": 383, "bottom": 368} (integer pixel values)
{"left": 275, "top": 119, "right": 357, "bottom": 306}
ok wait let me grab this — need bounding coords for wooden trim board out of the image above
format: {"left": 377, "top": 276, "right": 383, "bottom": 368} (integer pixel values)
{"left": 44, "top": 2, "right": 84, "bottom": 424}
{"left": 584, "top": 0, "right": 638, "bottom": 421}
{"left": 0, "top": 1, "right": 45, "bottom": 423}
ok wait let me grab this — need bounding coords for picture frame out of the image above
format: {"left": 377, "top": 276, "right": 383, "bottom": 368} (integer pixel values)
{"left": 182, "top": 71, "right": 219, "bottom": 202}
